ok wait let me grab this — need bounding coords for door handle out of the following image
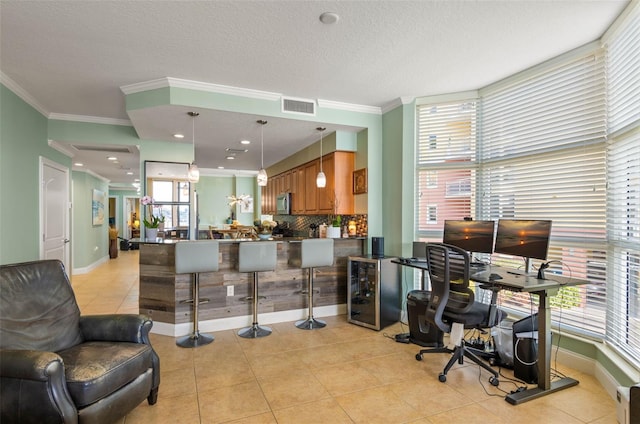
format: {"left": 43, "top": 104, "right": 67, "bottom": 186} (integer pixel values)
{"left": 63, "top": 238, "right": 70, "bottom": 244}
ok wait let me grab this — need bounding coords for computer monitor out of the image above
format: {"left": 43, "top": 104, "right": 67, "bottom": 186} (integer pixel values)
{"left": 494, "top": 219, "right": 552, "bottom": 261}
{"left": 412, "top": 241, "right": 427, "bottom": 261}
{"left": 442, "top": 220, "right": 495, "bottom": 254}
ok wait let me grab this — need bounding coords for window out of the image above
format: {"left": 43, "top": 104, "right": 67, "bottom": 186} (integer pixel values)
{"left": 416, "top": 100, "right": 477, "bottom": 239}
{"left": 151, "top": 180, "right": 191, "bottom": 229}
{"left": 426, "top": 205, "right": 437, "bottom": 224}
{"left": 604, "top": 3, "right": 640, "bottom": 366}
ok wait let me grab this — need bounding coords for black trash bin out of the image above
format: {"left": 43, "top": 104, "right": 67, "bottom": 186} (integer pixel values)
{"left": 407, "top": 290, "right": 444, "bottom": 347}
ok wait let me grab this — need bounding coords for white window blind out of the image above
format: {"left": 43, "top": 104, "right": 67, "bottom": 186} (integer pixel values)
{"left": 416, "top": 100, "right": 478, "bottom": 240}
{"left": 606, "top": 6, "right": 640, "bottom": 135}
{"left": 481, "top": 52, "right": 607, "bottom": 160}
{"left": 606, "top": 128, "right": 640, "bottom": 365}
{"left": 479, "top": 49, "right": 608, "bottom": 336}
{"left": 605, "top": 3, "right": 640, "bottom": 366}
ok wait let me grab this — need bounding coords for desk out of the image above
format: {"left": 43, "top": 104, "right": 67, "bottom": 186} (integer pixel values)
{"left": 391, "top": 259, "right": 430, "bottom": 290}
{"left": 471, "top": 265, "right": 589, "bottom": 405}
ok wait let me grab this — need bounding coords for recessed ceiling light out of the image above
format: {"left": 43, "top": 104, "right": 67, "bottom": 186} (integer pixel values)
{"left": 126, "top": 171, "right": 133, "bottom": 175}
{"left": 134, "top": 179, "right": 140, "bottom": 182}
{"left": 174, "top": 133, "right": 185, "bottom": 139}
{"left": 107, "top": 156, "right": 117, "bottom": 161}
{"left": 74, "top": 162, "right": 84, "bottom": 167}
{"left": 240, "top": 140, "right": 251, "bottom": 145}
{"left": 218, "top": 166, "right": 225, "bottom": 169}
{"left": 225, "top": 156, "right": 235, "bottom": 160}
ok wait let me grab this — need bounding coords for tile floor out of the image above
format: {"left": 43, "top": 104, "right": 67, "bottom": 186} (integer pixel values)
{"left": 71, "top": 250, "right": 618, "bottom": 424}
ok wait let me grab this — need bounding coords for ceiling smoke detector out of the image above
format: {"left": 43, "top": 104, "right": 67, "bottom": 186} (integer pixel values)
{"left": 319, "top": 12, "right": 339, "bottom": 24}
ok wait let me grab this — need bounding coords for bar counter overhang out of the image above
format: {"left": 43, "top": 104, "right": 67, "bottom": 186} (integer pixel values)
{"left": 137, "top": 237, "right": 365, "bottom": 336}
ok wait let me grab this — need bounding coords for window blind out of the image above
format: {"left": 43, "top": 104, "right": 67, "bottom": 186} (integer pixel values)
{"left": 416, "top": 100, "right": 478, "bottom": 240}
{"left": 606, "top": 129, "right": 640, "bottom": 365}
{"left": 479, "top": 49, "right": 608, "bottom": 336}
{"left": 606, "top": 6, "right": 640, "bottom": 135}
{"left": 481, "top": 52, "right": 607, "bottom": 160}
{"left": 605, "top": 3, "right": 640, "bottom": 367}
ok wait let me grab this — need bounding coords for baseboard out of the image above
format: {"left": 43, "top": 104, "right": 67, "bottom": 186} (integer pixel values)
{"left": 71, "top": 255, "right": 108, "bottom": 275}
{"left": 553, "top": 341, "right": 640, "bottom": 402}
{"left": 150, "top": 304, "right": 347, "bottom": 337}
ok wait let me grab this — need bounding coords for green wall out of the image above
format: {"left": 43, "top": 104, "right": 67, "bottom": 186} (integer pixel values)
{"left": 72, "top": 171, "right": 110, "bottom": 269}
{"left": 0, "top": 85, "right": 71, "bottom": 264}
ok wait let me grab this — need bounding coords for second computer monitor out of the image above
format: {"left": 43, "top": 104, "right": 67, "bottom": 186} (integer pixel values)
{"left": 494, "top": 219, "right": 552, "bottom": 260}
{"left": 443, "top": 220, "right": 495, "bottom": 254}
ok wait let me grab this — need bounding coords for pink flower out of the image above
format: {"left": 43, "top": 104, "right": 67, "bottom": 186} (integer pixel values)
{"left": 141, "top": 195, "right": 154, "bottom": 206}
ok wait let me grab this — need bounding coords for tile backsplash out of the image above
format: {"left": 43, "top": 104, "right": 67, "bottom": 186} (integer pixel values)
{"left": 273, "top": 214, "right": 368, "bottom": 237}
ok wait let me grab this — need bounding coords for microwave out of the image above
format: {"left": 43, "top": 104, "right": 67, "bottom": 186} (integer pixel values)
{"left": 276, "top": 193, "right": 291, "bottom": 215}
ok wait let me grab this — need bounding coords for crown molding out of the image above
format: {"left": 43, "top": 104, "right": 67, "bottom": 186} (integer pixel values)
{"left": 48, "top": 139, "right": 75, "bottom": 157}
{"left": 380, "top": 97, "right": 416, "bottom": 114}
{"left": 49, "top": 113, "right": 131, "bottom": 126}
{"left": 121, "top": 77, "right": 282, "bottom": 101}
{"left": 73, "top": 167, "right": 110, "bottom": 183}
{"left": 200, "top": 168, "right": 258, "bottom": 178}
{"left": 317, "top": 99, "right": 381, "bottom": 115}
{"left": 1, "top": 71, "right": 49, "bottom": 117}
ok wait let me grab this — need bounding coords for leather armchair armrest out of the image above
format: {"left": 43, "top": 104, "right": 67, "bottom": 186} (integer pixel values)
{"left": 80, "top": 314, "right": 161, "bottom": 395}
{"left": 80, "top": 314, "right": 153, "bottom": 344}
{"left": 1, "top": 349, "right": 77, "bottom": 423}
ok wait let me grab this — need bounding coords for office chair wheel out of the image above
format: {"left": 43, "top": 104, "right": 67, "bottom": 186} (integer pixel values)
{"left": 438, "top": 373, "right": 447, "bottom": 383}
{"left": 415, "top": 353, "right": 423, "bottom": 361}
{"left": 489, "top": 376, "right": 499, "bottom": 386}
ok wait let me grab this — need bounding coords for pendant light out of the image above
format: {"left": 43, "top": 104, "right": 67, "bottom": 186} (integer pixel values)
{"left": 316, "top": 127, "right": 326, "bottom": 188}
{"left": 257, "top": 119, "right": 268, "bottom": 186}
{"left": 187, "top": 111, "right": 200, "bottom": 182}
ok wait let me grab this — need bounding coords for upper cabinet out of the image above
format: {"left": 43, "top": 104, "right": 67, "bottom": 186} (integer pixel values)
{"left": 263, "top": 151, "right": 354, "bottom": 216}
{"left": 317, "top": 152, "right": 354, "bottom": 215}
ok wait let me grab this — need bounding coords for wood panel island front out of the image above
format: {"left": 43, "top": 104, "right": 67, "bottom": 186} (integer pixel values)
{"left": 137, "top": 237, "right": 365, "bottom": 336}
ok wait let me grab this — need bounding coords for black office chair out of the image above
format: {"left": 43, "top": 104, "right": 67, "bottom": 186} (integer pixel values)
{"left": 415, "top": 242, "right": 503, "bottom": 386}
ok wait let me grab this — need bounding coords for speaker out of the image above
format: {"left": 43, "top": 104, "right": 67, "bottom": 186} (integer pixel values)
{"left": 372, "top": 237, "right": 384, "bottom": 257}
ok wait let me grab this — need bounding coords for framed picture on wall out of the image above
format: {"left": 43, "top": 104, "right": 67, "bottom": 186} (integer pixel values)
{"left": 353, "top": 168, "right": 367, "bottom": 194}
{"left": 92, "top": 189, "right": 105, "bottom": 226}
{"left": 240, "top": 196, "right": 254, "bottom": 213}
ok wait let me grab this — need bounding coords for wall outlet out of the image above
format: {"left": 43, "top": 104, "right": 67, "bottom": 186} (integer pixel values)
{"left": 227, "top": 285, "right": 234, "bottom": 297}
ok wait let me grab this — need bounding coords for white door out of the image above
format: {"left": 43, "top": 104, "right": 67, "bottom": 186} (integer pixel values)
{"left": 40, "top": 158, "right": 70, "bottom": 270}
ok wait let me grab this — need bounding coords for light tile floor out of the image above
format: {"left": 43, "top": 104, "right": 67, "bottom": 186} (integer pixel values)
{"left": 71, "top": 250, "right": 618, "bottom": 424}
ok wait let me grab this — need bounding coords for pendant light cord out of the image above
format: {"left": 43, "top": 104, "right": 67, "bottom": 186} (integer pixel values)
{"left": 317, "top": 127, "right": 326, "bottom": 171}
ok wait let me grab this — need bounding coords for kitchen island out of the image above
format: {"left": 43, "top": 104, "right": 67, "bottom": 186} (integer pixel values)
{"left": 136, "top": 237, "right": 365, "bottom": 336}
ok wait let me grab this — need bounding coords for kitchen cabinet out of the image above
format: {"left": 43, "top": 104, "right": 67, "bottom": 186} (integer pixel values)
{"left": 303, "top": 160, "right": 319, "bottom": 213}
{"left": 318, "top": 152, "right": 354, "bottom": 215}
{"left": 264, "top": 151, "right": 354, "bottom": 216}
{"left": 291, "top": 166, "right": 305, "bottom": 214}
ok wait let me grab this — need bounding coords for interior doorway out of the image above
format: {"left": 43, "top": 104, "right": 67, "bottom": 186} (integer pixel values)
{"left": 123, "top": 196, "right": 140, "bottom": 239}
{"left": 40, "top": 157, "right": 70, "bottom": 270}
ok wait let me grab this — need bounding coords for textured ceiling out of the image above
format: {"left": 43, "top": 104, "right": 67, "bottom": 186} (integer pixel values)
{"left": 0, "top": 0, "right": 629, "bottom": 187}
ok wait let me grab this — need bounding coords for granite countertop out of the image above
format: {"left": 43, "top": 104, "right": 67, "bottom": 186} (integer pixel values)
{"left": 132, "top": 236, "right": 366, "bottom": 244}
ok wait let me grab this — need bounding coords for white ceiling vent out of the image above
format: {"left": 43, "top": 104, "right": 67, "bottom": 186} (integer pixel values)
{"left": 282, "top": 97, "right": 316, "bottom": 116}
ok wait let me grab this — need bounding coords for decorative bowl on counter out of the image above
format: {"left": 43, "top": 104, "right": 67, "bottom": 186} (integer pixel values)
{"left": 257, "top": 233, "right": 272, "bottom": 240}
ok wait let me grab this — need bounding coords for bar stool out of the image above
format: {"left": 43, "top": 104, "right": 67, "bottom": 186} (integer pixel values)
{"left": 175, "top": 240, "right": 219, "bottom": 348}
{"left": 238, "top": 241, "right": 277, "bottom": 338}
{"left": 296, "top": 238, "right": 334, "bottom": 330}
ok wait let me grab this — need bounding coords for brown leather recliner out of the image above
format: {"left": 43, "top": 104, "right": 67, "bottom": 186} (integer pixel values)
{"left": 0, "top": 260, "right": 160, "bottom": 423}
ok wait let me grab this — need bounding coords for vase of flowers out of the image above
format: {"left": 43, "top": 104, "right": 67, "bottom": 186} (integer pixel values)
{"left": 141, "top": 195, "right": 164, "bottom": 239}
